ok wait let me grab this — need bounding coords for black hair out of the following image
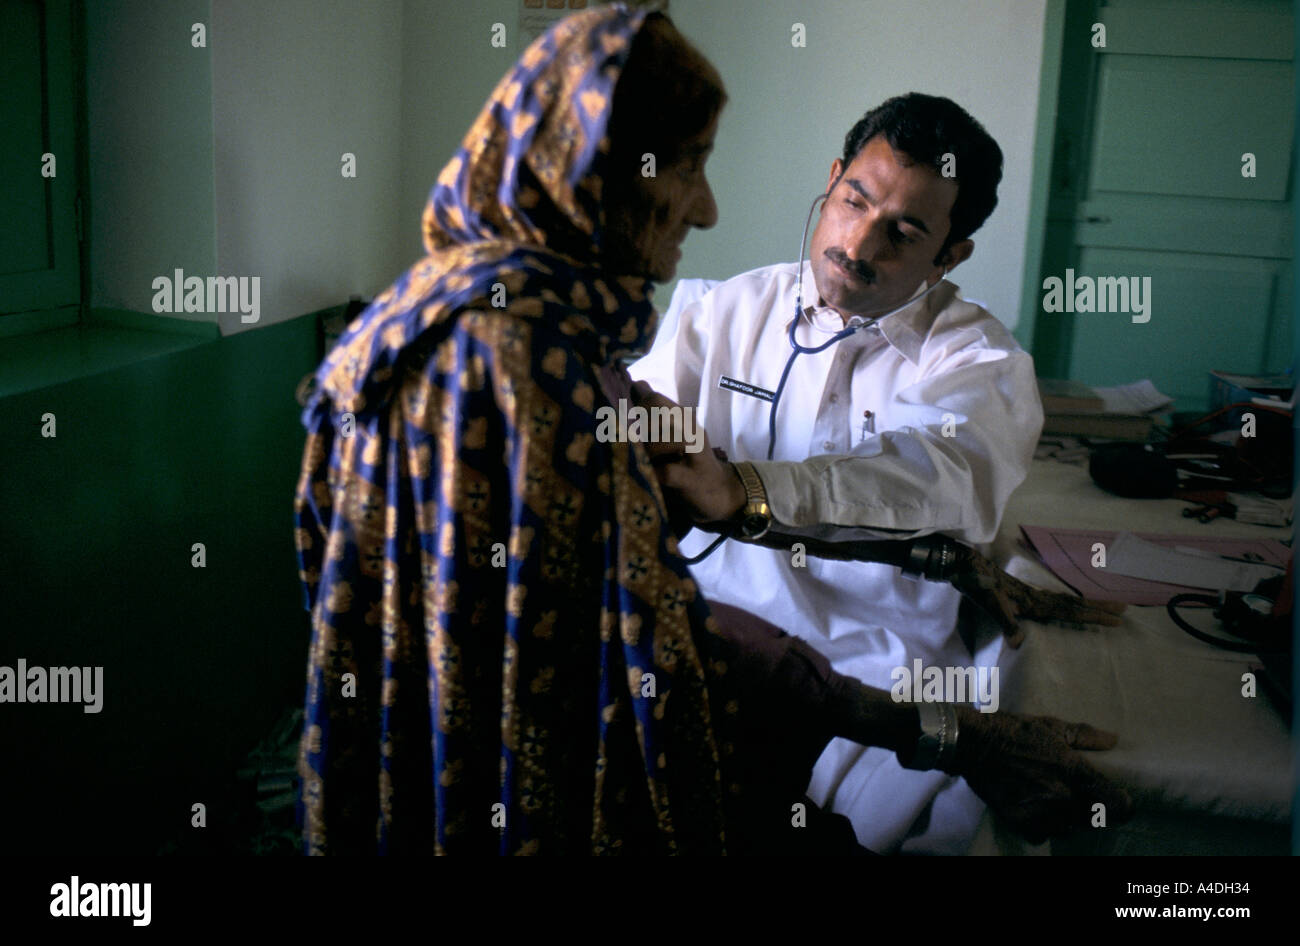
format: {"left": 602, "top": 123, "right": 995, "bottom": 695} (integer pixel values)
{"left": 840, "top": 93, "right": 1003, "bottom": 262}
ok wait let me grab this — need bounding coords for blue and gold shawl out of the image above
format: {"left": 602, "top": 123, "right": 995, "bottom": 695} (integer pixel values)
{"left": 293, "top": 5, "right": 745, "bottom": 854}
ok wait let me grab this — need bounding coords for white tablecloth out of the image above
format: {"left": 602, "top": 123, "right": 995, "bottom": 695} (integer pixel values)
{"left": 968, "top": 458, "right": 1294, "bottom": 855}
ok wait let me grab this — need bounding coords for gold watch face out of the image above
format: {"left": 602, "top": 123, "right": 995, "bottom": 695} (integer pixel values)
{"left": 740, "top": 503, "right": 771, "bottom": 538}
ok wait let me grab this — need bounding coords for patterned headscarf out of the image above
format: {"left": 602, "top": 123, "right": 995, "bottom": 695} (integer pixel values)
{"left": 294, "top": 4, "right": 747, "bottom": 854}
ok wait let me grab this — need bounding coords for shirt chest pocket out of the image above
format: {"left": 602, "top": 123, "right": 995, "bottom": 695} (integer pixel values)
{"left": 813, "top": 385, "right": 879, "bottom": 454}
{"left": 843, "top": 387, "right": 897, "bottom": 451}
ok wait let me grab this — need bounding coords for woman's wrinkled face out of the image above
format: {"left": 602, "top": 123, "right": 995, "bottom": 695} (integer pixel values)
{"left": 602, "top": 111, "right": 720, "bottom": 283}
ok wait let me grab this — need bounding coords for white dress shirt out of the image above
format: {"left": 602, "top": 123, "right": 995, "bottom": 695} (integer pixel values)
{"left": 630, "top": 260, "right": 1043, "bottom": 853}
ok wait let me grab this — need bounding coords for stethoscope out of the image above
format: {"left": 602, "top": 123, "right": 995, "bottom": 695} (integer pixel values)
{"left": 682, "top": 190, "right": 950, "bottom": 565}
{"left": 767, "top": 191, "right": 950, "bottom": 460}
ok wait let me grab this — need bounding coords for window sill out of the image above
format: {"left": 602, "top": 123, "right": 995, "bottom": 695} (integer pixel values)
{"left": 0, "top": 309, "right": 220, "bottom": 398}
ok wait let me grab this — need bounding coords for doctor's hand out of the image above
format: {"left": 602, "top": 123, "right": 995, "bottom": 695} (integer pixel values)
{"left": 630, "top": 382, "right": 746, "bottom": 523}
{"left": 949, "top": 545, "right": 1126, "bottom": 647}
{"left": 952, "top": 707, "right": 1135, "bottom": 844}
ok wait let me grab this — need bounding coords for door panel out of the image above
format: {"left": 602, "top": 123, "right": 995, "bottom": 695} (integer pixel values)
{"left": 0, "top": 0, "right": 80, "bottom": 316}
{"left": 1101, "top": 2, "right": 1292, "bottom": 59}
{"left": 1090, "top": 56, "right": 1292, "bottom": 200}
{"left": 1068, "top": 248, "right": 1281, "bottom": 403}
{"left": 1073, "top": 194, "right": 1290, "bottom": 259}
{"left": 0, "top": 0, "right": 49, "bottom": 276}
{"left": 1033, "top": 0, "right": 1294, "bottom": 411}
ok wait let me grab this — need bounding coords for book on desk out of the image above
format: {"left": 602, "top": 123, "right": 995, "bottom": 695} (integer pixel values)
{"left": 1038, "top": 377, "right": 1172, "bottom": 442}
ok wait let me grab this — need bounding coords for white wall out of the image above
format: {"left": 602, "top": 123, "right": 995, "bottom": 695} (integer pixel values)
{"left": 211, "top": 0, "right": 405, "bottom": 333}
{"left": 89, "top": 0, "right": 407, "bottom": 333}
{"left": 666, "top": 0, "right": 1048, "bottom": 330}
{"left": 398, "top": 0, "right": 523, "bottom": 260}
{"left": 90, "top": 0, "right": 1047, "bottom": 334}
{"left": 87, "top": 0, "right": 217, "bottom": 319}
{"left": 396, "top": 0, "right": 1046, "bottom": 329}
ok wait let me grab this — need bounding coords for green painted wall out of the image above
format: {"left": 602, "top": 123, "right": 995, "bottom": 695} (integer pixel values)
{"left": 0, "top": 314, "right": 320, "bottom": 854}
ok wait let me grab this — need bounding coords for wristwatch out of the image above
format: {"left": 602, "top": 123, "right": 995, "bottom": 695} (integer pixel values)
{"left": 900, "top": 701, "right": 960, "bottom": 772}
{"left": 731, "top": 461, "right": 772, "bottom": 540}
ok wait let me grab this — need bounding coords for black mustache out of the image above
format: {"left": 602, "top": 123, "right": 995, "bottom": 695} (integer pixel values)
{"left": 825, "top": 249, "right": 875, "bottom": 284}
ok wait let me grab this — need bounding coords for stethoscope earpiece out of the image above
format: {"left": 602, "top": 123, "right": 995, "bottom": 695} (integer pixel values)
{"left": 690, "top": 189, "right": 956, "bottom": 564}
{"left": 778, "top": 196, "right": 953, "bottom": 461}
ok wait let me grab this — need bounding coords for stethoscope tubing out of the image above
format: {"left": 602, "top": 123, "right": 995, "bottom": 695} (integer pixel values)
{"left": 683, "top": 191, "right": 951, "bottom": 562}
{"left": 771, "top": 191, "right": 948, "bottom": 458}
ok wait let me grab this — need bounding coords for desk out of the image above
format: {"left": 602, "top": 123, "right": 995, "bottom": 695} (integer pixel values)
{"left": 968, "top": 458, "right": 1294, "bottom": 855}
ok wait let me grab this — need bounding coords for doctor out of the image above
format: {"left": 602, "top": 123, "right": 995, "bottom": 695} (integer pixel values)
{"left": 632, "top": 93, "right": 1060, "bottom": 852}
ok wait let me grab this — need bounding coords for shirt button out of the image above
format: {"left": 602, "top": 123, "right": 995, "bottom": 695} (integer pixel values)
{"left": 823, "top": 440, "right": 835, "bottom": 450}
{"left": 828, "top": 393, "right": 838, "bottom": 403}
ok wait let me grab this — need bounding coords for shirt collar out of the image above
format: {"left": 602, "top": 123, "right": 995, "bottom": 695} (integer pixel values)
{"left": 796, "top": 259, "right": 953, "bottom": 366}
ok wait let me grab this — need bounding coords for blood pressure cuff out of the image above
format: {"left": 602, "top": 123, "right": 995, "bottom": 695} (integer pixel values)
{"left": 1090, "top": 405, "right": 1292, "bottom": 498}
{"left": 1089, "top": 443, "right": 1179, "bottom": 498}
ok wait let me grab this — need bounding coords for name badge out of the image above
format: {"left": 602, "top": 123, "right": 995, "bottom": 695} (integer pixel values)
{"left": 718, "top": 375, "right": 775, "bottom": 403}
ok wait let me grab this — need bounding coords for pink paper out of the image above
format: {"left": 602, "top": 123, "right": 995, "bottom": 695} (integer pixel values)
{"left": 1019, "top": 526, "right": 1291, "bottom": 606}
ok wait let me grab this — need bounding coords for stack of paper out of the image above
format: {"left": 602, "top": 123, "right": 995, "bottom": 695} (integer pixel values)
{"left": 1228, "top": 493, "right": 1294, "bottom": 527}
{"left": 1037, "top": 378, "right": 1173, "bottom": 442}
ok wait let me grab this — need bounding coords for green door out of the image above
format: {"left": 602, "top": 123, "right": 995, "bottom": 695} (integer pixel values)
{"left": 1029, "top": 0, "right": 1294, "bottom": 410}
{"left": 0, "top": 0, "right": 81, "bottom": 325}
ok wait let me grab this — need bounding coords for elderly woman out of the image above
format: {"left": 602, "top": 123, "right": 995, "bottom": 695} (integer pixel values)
{"left": 293, "top": 6, "right": 1129, "bottom": 855}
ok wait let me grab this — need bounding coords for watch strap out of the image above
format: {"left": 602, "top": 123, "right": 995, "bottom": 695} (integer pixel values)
{"left": 733, "top": 461, "right": 767, "bottom": 505}
{"left": 732, "top": 461, "right": 772, "bottom": 539}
